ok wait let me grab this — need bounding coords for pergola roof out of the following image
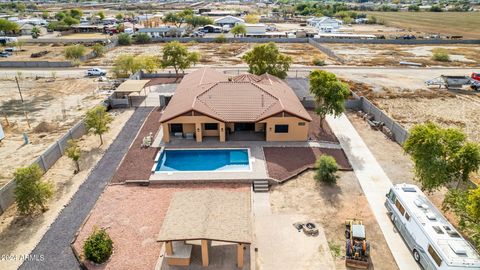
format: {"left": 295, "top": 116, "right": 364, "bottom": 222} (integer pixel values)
{"left": 157, "top": 189, "right": 252, "bottom": 244}
{"left": 114, "top": 80, "right": 150, "bottom": 93}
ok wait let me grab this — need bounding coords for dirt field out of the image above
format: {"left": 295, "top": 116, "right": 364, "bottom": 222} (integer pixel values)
{"left": 0, "top": 44, "right": 93, "bottom": 62}
{"left": 325, "top": 43, "right": 480, "bottom": 66}
{"left": 0, "top": 109, "right": 133, "bottom": 270}
{"left": 366, "top": 12, "right": 480, "bottom": 39}
{"left": 88, "top": 43, "right": 332, "bottom": 67}
{"left": 270, "top": 170, "right": 399, "bottom": 270}
{"left": 0, "top": 77, "right": 109, "bottom": 187}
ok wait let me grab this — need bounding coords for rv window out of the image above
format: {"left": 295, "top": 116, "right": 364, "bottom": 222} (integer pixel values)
{"left": 405, "top": 211, "right": 410, "bottom": 221}
{"left": 428, "top": 245, "right": 442, "bottom": 267}
{"left": 395, "top": 200, "right": 405, "bottom": 215}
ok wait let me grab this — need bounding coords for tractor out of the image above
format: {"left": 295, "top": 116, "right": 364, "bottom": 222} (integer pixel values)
{"left": 345, "top": 219, "right": 370, "bottom": 269}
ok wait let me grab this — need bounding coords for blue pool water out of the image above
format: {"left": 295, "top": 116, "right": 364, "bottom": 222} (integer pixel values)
{"left": 156, "top": 149, "right": 250, "bottom": 172}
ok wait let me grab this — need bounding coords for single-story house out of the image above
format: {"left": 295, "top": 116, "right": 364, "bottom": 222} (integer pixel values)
{"left": 137, "top": 26, "right": 186, "bottom": 37}
{"left": 19, "top": 23, "right": 34, "bottom": 35}
{"left": 307, "top": 16, "right": 342, "bottom": 33}
{"left": 160, "top": 68, "right": 312, "bottom": 143}
{"left": 243, "top": 23, "right": 266, "bottom": 36}
{"left": 214, "top": 15, "right": 245, "bottom": 27}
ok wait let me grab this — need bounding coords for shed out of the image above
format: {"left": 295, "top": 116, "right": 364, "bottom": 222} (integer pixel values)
{"left": 157, "top": 189, "right": 252, "bottom": 268}
{"left": 214, "top": 15, "right": 245, "bottom": 27}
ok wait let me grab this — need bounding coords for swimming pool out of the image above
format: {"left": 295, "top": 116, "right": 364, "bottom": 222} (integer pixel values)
{"left": 155, "top": 148, "right": 251, "bottom": 172}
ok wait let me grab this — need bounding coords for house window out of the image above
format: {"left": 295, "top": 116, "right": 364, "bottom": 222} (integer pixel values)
{"left": 428, "top": 245, "right": 442, "bottom": 267}
{"left": 274, "top": 125, "right": 289, "bottom": 133}
{"left": 298, "top": 122, "right": 305, "bottom": 126}
{"left": 204, "top": 123, "right": 218, "bottom": 130}
{"left": 395, "top": 199, "right": 405, "bottom": 216}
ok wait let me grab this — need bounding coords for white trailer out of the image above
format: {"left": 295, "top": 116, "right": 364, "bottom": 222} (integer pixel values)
{"left": 385, "top": 184, "right": 480, "bottom": 270}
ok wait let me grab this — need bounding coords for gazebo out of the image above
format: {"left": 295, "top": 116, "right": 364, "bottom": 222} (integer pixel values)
{"left": 157, "top": 189, "right": 252, "bottom": 268}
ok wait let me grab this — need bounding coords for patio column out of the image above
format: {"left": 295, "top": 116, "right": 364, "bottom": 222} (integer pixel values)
{"left": 165, "top": 241, "right": 173, "bottom": 256}
{"left": 162, "top": 123, "right": 170, "bottom": 143}
{"left": 219, "top": 122, "right": 226, "bottom": 142}
{"left": 237, "top": 243, "right": 244, "bottom": 268}
{"left": 201, "top": 239, "right": 209, "bottom": 267}
{"left": 195, "top": 122, "right": 202, "bottom": 143}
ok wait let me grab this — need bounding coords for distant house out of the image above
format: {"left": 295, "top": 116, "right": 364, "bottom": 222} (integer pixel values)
{"left": 137, "top": 26, "right": 186, "bottom": 38}
{"left": 160, "top": 68, "right": 312, "bottom": 143}
{"left": 243, "top": 23, "right": 266, "bottom": 36}
{"left": 307, "top": 16, "right": 342, "bottom": 33}
{"left": 19, "top": 23, "right": 34, "bottom": 35}
{"left": 214, "top": 15, "right": 244, "bottom": 27}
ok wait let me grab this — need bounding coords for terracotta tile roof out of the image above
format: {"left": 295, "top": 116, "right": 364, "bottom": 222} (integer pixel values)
{"left": 160, "top": 67, "right": 312, "bottom": 123}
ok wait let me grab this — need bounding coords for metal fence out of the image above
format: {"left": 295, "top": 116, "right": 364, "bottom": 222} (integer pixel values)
{"left": 0, "top": 120, "right": 88, "bottom": 215}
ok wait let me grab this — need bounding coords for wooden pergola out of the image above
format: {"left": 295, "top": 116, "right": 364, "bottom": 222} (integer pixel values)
{"left": 157, "top": 189, "right": 252, "bottom": 268}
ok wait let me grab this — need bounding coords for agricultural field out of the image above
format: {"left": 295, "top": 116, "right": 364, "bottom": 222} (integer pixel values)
{"left": 0, "top": 76, "right": 109, "bottom": 187}
{"left": 325, "top": 44, "right": 480, "bottom": 66}
{"left": 87, "top": 43, "right": 332, "bottom": 67}
{"left": 366, "top": 12, "right": 480, "bottom": 39}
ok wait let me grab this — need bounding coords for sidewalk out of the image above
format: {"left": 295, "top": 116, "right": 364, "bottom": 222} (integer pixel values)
{"left": 326, "top": 113, "right": 420, "bottom": 270}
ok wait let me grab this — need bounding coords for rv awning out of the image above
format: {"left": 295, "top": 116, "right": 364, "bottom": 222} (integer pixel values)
{"left": 114, "top": 80, "right": 150, "bottom": 94}
{"left": 157, "top": 189, "right": 252, "bottom": 244}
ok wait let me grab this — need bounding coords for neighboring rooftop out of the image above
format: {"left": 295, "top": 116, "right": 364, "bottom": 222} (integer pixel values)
{"left": 160, "top": 68, "right": 312, "bottom": 123}
{"left": 157, "top": 189, "right": 252, "bottom": 244}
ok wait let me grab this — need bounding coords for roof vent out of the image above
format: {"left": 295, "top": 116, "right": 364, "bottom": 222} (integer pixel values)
{"left": 432, "top": 226, "right": 444, "bottom": 234}
{"left": 449, "top": 241, "right": 467, "bottom": 255}
{"left": 402, "top": 186, "right": 417, "bottom": 192}
{"left": 426, "top": 212, "right": 436, "bottom": 220}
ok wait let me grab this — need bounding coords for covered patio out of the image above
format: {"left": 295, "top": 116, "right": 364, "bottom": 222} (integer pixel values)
{"left": 157, "top": 189, "right": 252, "bottom": 269}
{"left": 112, "top": 79, "right": 151, "bottom": 107}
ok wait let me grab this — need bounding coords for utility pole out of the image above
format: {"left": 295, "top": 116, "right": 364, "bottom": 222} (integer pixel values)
{"left": 15, "top": 76, "right": 24, "bottom": 103}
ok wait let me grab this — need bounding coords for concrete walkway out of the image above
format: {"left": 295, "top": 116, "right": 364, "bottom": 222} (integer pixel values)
{"left": 19, "top": 107, "right": 153, "bottom": 270}
{"left": 326, "top": 113, "right": 420, "bottom": 270}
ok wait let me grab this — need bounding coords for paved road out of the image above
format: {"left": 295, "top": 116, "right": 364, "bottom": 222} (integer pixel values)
{"left": 326, "top": 113, "right": 420, "bottom": 270}
{"left": 19, "top": 107, "right": 153, "bottom": 270}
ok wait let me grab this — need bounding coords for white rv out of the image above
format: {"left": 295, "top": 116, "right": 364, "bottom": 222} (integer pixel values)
{"left": 385, "top": 184, "right": 480, "bottom": 270}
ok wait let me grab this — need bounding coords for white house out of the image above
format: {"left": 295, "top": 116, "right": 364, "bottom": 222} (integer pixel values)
{"left": 137, "top": 26, "right": 186, "bottom": 38}
{"left": 243, "top": 23, "right": 266, "bottom": 36}
{"left": 307, "top": 16, "right": 342, "bottom": 33}
{"left": 214, "top": 15, "right": 245, "bottom": 27}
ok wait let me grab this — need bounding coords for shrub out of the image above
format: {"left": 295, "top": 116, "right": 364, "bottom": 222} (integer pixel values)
{"left": 64, "top": 44, "right": 86, "bottom": 61}
{"left": 315, "top": 155, "right": 338, "bottom": 184}
{"left": 134, "top": 33, "right": 151, "bottom": 44}
{"left": 92, "top": 44, "right": 105, "bottom": 57}
{"left": 214, "top": 34, "right": 227, "bottom": 43}
{"left": 312, "top": 58, "right": 325, "bottom": 66}
{"left": 14, "top": 164, "right": 53, "bottom": 215}
{"left": 117, "top": 33, "right": 132, "bottom": 45}
{"left": 432, "top": 50, "right": 450, "bottom": 62}
{"left": 83, "top": 227, "right": 113, "bottom": 264}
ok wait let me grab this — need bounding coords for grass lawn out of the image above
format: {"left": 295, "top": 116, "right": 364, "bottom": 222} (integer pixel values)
{"left": 366, "top": 12, "right": 480, "bottom": 39}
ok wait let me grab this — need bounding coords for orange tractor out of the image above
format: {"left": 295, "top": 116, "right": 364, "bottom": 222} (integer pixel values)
{"left": 345, "top": 219, "right": 370, "bottom": 269}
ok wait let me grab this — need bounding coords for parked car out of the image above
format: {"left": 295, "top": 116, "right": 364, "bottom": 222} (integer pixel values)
{"left": 86, "top": 68, "right": 107, "bottom": 76}
{"left": 0, "top": 51, "right": 11, "bottom": 58}
{"left": 200, "top": 25, "right": 222, "bottom": 33}
{"left": 189, "top": 31, "right": 205, "bottom": 37}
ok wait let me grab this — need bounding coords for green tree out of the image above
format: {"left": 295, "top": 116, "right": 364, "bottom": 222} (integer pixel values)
{"left": 163, "top": 9, "right": 194, "bottom": 28}
{"left": 315, "top": 155, "right": 338, "bottom": 184}
{"left": 55, "top": 11, "right": 66, "bottom": 21}
{"left": 64, "top": 44, "right": 86, "bottom": 61}
{"left": 92, "top": 43, "right": 105, "bottom": 57}
{"left": 432, "top": 49, "right": 450, "bottom": 62}
{"left": 244, "top": 14, "right": 260, "bottom": 23}
{"left": 16, "top": 2, "right": 26, "bottom": 12}
{"left": 65, "top": 139, "right": 81, "bottom": 173}
{"left": 408, "top": 5, "right": 420, "bottom": 11}
{"left": 309, "top": 70, "right": 350, "bottom": 128}
{"left": 138, "top": 55, "right": 159, "bottom": 73}
{"left": 115, "top": 13, "right": 124, "bottom": 21}
{"left": 98, "top": 11, "right": 106, "bottom": 20}
{"left": 83, "top": 227, "right": 113, "bottom": 264}
{"left": 185, "top": 15, "right": 213, "bottom": 28}
{"left": 14, "top": 164, "right": 53, "bottom": 216}
{"left": 84, "top": 106, "right": 113, "bottom": 146}
{"left": 31, "top": 26, "right": 40, "bottom": 38}
{"left": 430, "top": 5, "right": 443, "bottom": 12}
{"left": 69, "top": 9, "right": 83, "bottom": 19}
{"left": 62, "top": 16, "right": 80, "bottom": 26}
{"left": 404, "top": 123, "right": 480, "bottom": 192}
{"left": 161, "top": 41, "right": 200, "bottom": 78}
{"left": 117, "top": 33, "right": 132, "bottom": 45}
{"left": 41, "top": 11, "right": 50, "bottom": 19}
{"left": 134, "top": 33, "right": 151, "bottom": 44}
{"left": 0, "top": 19, "right": 20, "bottom": 34}
{"left": 231, "top": 24, "right": 246, "bottom": 37}
{"left": 242, "top": 42, "right": 292, "bottom": 79}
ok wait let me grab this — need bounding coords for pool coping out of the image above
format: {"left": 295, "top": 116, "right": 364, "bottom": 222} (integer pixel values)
{"left": 152, "top": 147, "right": 254, "bottom": 174}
